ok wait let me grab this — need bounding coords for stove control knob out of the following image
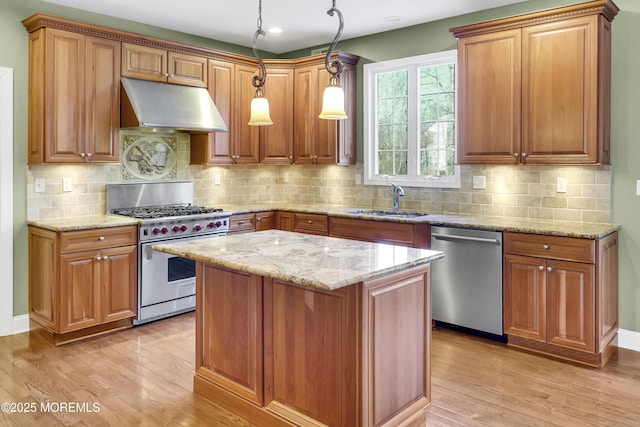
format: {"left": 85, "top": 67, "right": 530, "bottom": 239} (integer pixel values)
{"left": 207, "top": 221, "right": 215, "bottom": 229}
{"left": 152, "top": 227, "right": 161, "bottom": 235}
{"left": 193, "top": 224, "right": 202, "bottom": 232}
{"left": 215, "top": 221, "right": 222, "bottom": 228}
{"left": 179, "top": 224, "right": 188, "bottom": 232}
{"left": 160, "top": 226, "right": 169, "bottom": 234}
{"left": 172, "top": 225, "right": 180, "bottom": 233}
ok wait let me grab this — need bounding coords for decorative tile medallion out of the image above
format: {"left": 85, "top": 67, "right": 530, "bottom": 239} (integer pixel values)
{"left": 121, "top": 134, "right": 177, "bottom": 181}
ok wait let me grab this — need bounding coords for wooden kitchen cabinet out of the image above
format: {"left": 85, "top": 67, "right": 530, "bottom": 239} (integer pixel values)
{"left": 228, "top": 213, "right": 257, "bottom": 234}
{"left": 25, "top": 26, "right": 121, "bottom": 164}
{"left": 276, "top": 211, "right": 328, "bottom": 235}
{"left": 503, "top": 231, "right": 618, "bottom": 367}
{"left": 255, "top": 211, "right": 276, "bottom": 231}
{"left": 28, "top": 225, "right": 137, "bottom": 344}
{"left": 452, "top": 0, "right": 618, "bottom": 165}
{"left": 122, "top": 43, "right": 208, "bottom": 87}
{"left": 329, "top": 217, "right": 431, "bottom": 248}
{"left": 191, "top": 61, "right": 294, "bottom": 165}
{"left": 293, "top": 53, "right": 358, "bottom": 165}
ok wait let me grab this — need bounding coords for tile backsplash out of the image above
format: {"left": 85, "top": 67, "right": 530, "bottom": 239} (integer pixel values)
{"left": 27, "top": 132, "right": 612, "bottom": 224}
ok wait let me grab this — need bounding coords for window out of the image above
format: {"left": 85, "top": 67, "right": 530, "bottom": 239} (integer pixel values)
{"left": 363, "top": 50, "right": 460, "bottom": 188}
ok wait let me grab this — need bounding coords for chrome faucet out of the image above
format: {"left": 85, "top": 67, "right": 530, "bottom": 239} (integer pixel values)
{"left": 391, "top": 183, "right": 404, "bottom": 212}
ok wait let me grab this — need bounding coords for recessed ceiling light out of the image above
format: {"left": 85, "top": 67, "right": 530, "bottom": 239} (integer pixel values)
{"left": 384, "top": 16, "right": 402, "bottom": 22}
{"left": 268, "top": 27, "right": 282, "bottom": 34}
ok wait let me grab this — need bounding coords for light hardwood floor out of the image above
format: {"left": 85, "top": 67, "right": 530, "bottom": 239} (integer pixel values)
{"left": 1, "top": 313, "right": 639, "bottom": 426}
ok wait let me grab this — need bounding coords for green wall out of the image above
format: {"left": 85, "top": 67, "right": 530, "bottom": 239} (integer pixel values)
{"left": 2, "top": 0, "right": 638, "bottom": 334}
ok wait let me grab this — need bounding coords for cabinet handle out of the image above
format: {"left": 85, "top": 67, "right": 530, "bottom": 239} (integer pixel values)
{"left": 514, "top": 153, "right": 519, "bottom": 158}
{"left": 543, "top": 244, "right": 549, "bottom": 250}
{"left": 547, "top": 266, "right": 553, "bottom": 272}
{"left": 96, "top": 256, "right": 102, "bottom": 261}
{"left": 86, "top": 153, "right": 92, "bottom": 158}
{"left": 80, "top": 152, "right": 85, "bottom": 158}
{"left": 307, "top": 220, "right": 313, "bottom": 224}
{"left": 169, "top": 74, "right": 175, "bottom": 78}
{"left": 522, "top": 153, "right": 527, "bottom": 158}
{"left": 257, "top": 217, "right": 262, "bottom": 221}
{"left": 164, "top": 73, "right": 170, "bottom": 77}
{"left": 99, "top": 236, "right": 105, "bottom": 241}
{"left": 238, "top": 220, "right": 245, "bottom": 225}
{"left": 538, "top": 265, "right": 544, "bottom": 271}
{"left": 103, "top": 255, "right": 109, "bottom": 260}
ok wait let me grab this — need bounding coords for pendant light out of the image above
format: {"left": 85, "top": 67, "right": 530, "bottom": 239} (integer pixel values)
{"left": 319, "top": 0, "right": 348, "bottom": 120}
{"left": 248, "top": 0, "right": 273, "bottom": 126}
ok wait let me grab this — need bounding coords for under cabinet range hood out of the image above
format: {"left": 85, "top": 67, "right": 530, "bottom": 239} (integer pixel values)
{"left": 120, "top": 77, "right": 227, "bottom": 133}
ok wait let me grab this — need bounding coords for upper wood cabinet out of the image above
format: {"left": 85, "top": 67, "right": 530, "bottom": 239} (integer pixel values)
{"left": 294, "top": 54, "right": 358, "bottom": 165}
{"left": 26, "top": 27, "right": 121, "bottom": 164}
{"left": 259, "top": 66, "right": 294, "bottom": 164}
{"left": 452, "top": 0, "right": 618, "bottom": 165}
{"left": 122, "top": 43, "right": 208, "bottom": 88}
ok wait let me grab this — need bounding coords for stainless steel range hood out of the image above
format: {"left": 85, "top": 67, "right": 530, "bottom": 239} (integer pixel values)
{"left": 120, "top": 77, "right": 227, "bottom": 133}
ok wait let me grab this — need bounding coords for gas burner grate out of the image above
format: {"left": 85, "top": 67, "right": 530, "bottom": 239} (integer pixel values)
{"left": 112, "top": 205, "right": 223, "bottom": 219}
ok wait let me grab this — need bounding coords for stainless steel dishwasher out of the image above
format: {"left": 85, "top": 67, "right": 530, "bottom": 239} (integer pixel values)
{"left": 430, "top": 226, "right": 504, "bottom": 338}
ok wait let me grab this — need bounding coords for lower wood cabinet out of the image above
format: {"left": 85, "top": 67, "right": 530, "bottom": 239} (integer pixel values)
{"left": 277, "top": 211, "right": 328, "bottom": 235}
{"left": 329, "top": 216, "right": 430, "bottom": 248}
{"left": 28, "top": 225, "right": 137, "bottom": 344}
{"left": 503, "top": 231, "right": 618, "bottom": 367}
{"left": 194, "top": 262, "right": 431, "bottom": 426}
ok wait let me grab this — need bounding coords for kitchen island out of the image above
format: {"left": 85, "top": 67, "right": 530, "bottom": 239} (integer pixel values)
{"left": 154, "top": 230, "right": 443, "bottom": 427}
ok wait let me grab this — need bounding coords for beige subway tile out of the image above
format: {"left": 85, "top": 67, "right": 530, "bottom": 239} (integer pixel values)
{"left": 528, "top": 207, "right": 554, "bottom": 220}
{"left": 517, "top": 195, "right": 542, "bottom": 207}
{"left": 567, "top": 197, "right": 596, "bottom": 210}
{"left": 582, "top": 210, "right": 612, "bottom": 223}
{"left": 504, "top": 206, "right": 529, "bottom": 218}
{"left": 553, "top": 209, "right": 582, "bottom": 222}
{"left": 541, "top": 196, "right": 567, "bottom": 209}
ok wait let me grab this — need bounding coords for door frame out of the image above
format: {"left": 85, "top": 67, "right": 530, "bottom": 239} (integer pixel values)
{"left": 0, "top": 67, "right": 14, "bottom": 336}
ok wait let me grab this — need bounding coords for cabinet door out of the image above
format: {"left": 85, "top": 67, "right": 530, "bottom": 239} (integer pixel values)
{"left": 255, "top": 211, "right": 276, "bottom": 231}
{"left": 121, "top": 43, "right": 167, "bottom": 82}
{"left": 84, "top": 36, "right": 120, "bottom": 162}
{"left": 59, "top": 251, "right": 101, "bottom": 333}
{"left": 276, "top": 211, "right": 295, "bottom": 232}
{"left": 168, "top": 51, "right": 208, "bottom": 87}
{"left": 234, "top": 64, "right": 260, "bottom": 163}
{"left": 546, "top": 260, "right": 595, "bottom": 352}
{"left": 43, "top": 28, "right": 86, "bottom": 163}
{"left": 457, "top": 29, "right": 521, "bottom": 164}
{"left": 101, "top": 245, "right": 137, "bottom": 323}
{"left": 522, "top": 16, "right": 598, "bottom": 164}
{"left": 503, "top": 254, "right": 546, "bottom": 342}
{"left": 313, "top": 64, "right": 339, "bottom": 165}
{"left": 190, "top": 59, "right": 234, "bottom": 165}
{"left": 293, "top": 65, "right": 317, "bottom": 164}
{"left": 260, "top": 67, "right": 294, "bottom": 164}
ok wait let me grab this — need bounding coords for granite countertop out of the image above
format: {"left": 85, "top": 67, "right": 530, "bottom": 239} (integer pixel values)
{"left": 27, "top": 214, "right": 141, "bottom": 232}
{"left": 219, "top": 203, "right": 619, "bottom": 239}
{"left": 153, "top": 229, "right": 444, "bottom": 291}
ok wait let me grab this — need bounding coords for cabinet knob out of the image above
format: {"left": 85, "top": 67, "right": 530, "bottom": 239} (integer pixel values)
{"left": 96, "top": 256, "right": 102, "bottom": 261}
{"left": 169, "top": 74, "right": 175, "bottom": 78}
{"left": 514, "top": 153, "right": 519, "bottom": 158}
{"left": 547, "top": 266, "right": 553, "bottom": 272}
{"left": 164, "top": 73, "right": 170, "bottom": 77}
{"left": 257, "top": 217, "right": 262, "bottom": 221}
{"left": 521, "top": 153, "right": 527, "bottom": 158}
{"left": 543, "top": 244, "right": 549, "bottom": 250}
{"left": 538, "top": 265, "right": 544, "bottom": 271}
{"left": 86, "top": 153, "right": 92, "bottom": 158}
{"left": 308, "top": 220, "right": 313, "bottom": 224}
{"left": 99, "top": 236, "right": 105, "bottom": 241}
{"left": 238, "top": 220, "right": 245, "bottom": 225}
{"left": 103, "top": 255, "right": 109, "bottom": 260}
{"left": 80, "top": 152, "right": 85, "bottom": 158}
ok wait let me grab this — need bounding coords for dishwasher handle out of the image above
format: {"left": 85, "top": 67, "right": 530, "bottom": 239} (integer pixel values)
{"left": 431, "top": 233, "right": 500, "bottom": 245}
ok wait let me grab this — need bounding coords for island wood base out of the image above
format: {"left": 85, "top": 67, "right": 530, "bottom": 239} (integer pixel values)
{"left": 193, "top": 262, "right": 432, "bottom": 427}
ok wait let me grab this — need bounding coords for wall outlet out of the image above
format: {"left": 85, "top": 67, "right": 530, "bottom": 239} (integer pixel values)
{"left": 557, "top": 177, "right": 567, "bottom": 193}
{"left": 355, "top": 173, "right": 362, "bottom": 185}
{"left": 35, "top": 178, "right": 45, "bottom": 193}
{"left": 637, "top": 180, "right": 640, "bottom": 196}
{"left": 472, "top": 175, "right": 486, "bottom": 190}
{"left": 62, "top": 178, "right": 72, "bottom": 192}
{"left": 214, "top": 174, "right": 221, "bottom": 185}
{"left": 284, "top": 172, "right": 289, "bottom": 183}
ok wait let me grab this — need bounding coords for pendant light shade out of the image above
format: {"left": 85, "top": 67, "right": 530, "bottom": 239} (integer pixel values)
{"left": 249, "top": 89, "right": 273, "bottom": 126}
{"left": 319, "top": 76, "right": 347, "bottom": 119}
{"left": 320, "top": 0, "right": 347, "bottom": 120}
{"left": 248, "top": 0, "right": 272, "bottom": 126}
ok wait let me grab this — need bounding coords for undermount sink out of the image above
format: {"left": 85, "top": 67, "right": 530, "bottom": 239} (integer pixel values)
{"left": 345, "top": 209, "right": 429, "bottom": 219}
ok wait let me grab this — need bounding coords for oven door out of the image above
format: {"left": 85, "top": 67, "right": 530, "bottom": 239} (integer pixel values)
{"left": 140, "top": 241, "right": 198, "bottom": 307}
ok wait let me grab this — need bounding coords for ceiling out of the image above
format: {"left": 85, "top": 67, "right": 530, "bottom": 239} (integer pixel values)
{"left": 43, "top": 0, "right": 530, "bottom": 54}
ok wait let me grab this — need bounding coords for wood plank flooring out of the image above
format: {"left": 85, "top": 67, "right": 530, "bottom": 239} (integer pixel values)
{"left": 1, "top": 313, "right": 639, "bottom": 426}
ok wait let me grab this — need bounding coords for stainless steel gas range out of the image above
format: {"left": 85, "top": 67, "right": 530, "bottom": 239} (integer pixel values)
{"left": 107, "top": 181, "right": 230, "bottom": 325}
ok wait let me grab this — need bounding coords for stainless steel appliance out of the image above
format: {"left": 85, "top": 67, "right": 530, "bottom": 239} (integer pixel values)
{"left": 107, "top": 181, "right": 230, "bottom": 325}
{"left": 430, "top": 226, "right": 504, "bottom": 338}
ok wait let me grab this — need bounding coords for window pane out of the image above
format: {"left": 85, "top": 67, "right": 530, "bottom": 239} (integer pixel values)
{"left": 420, "top": 94, "right": 438, "bottom": 122}
{"left": 378, "top": 151, "right": 394, "bottom": 175}
{"left": 393, "top": 97, "right": 408, "bottom": 123}
{"left": 438, "top": 64, "right": 455, "bottom": 92}
{"left": 378, "top": 125, "right": 393, "bottom": 150}
{"left": 420, "top": 67, "right": 439, "bottom": 94}
{"left": 420, "top": 121, "right": 437, "bottom": 150}
{"left": 439, "top": 92, "right": 455, "bottom": 120}
{"left": 394, "top": 124, "right": 408, "bottom": 150}
{"left": 394, "top": 151, "right": 408, "bottom": 175}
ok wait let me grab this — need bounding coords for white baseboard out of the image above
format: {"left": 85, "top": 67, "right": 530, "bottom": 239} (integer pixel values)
{"left": 618, "top": 329, "right": 640, "bottom": 353}
{"left": 12, "top": 314, "right": 30, "bottom": 335}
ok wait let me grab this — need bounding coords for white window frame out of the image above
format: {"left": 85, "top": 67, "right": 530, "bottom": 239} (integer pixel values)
{"left": 363, "top": 50, "right": 460, "bottom": 188}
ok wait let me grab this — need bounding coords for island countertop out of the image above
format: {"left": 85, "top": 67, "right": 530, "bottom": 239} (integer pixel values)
{"left": 153, "top": 229, "right": 444, "bottom": 291}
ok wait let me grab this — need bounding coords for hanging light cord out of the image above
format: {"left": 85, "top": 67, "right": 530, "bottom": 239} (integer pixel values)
{"left": 252, "top": 0, "right": 267, "bottom": 90}
{"left": 325, "top": 0, "right": 344, "bottom": 78}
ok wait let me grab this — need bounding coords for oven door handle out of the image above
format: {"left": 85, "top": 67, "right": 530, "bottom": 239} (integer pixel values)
{"left": 144, "top": 245, "right": 155, "bottom": 260}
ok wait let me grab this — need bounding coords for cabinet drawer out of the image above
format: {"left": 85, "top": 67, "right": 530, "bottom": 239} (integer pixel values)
{"left": 255, "top": 211, "right": 275, "bottom": 231}
{"left": 60, "top": 226, "right": 137, "bottom": 253}
{"left": 294, "top": 213, "right": 328, "bottom": 235}
{"left": 504, "top": 232, "right": 595, "bottom": 264}
{"left": 329, "top": 217, "right": 414, "bottom": 246}
{"left": 229, "top": 213, "right": 256, "bottom": 233}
